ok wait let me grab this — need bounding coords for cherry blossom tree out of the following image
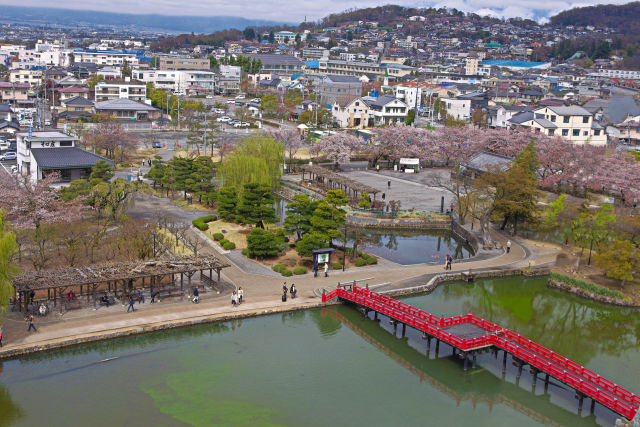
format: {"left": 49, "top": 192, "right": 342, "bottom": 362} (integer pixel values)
{"left": 0, "top": 173, "right": 86, "bottom": 270}
{"left": 87, "top": 121, "right": 136, "bottom": 162}
{"left": 267, "top": 128, "right": 302, "bottom": 171}
{"left": 312, "top": 133, "right": 363, "bottom": 163}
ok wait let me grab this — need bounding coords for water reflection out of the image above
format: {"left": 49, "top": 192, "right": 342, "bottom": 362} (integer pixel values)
{"left": 353, "top": 229, "right": 474, "bottom": 265}
{"left": 0, "top": 372, "right": 24, "bottom": 426}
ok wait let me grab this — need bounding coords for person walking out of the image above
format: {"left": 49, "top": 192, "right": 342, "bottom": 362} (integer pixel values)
{"left": 387, "top": 180, "right": 391, "bottom": 189}
{"left": 506, "top": 240, "right": 511, "bottom": 254}
{"left": 231, "top": 291, "right": 237, "bottom": 306}
{"left": 141, "top": 160, "right": 145, "bottom": 168}
{"left": 445, "top": 254, "right": 452, "bottom": 271}
{"left": 126, "top": 294, "right": 136, "bottom": 313}
{"left": 283, "top": 282, "right": 288, "bottom": 294}
{"left": 147, "top": 159, "right": 152, "bottom": 167}
{"left": 290, "top": 284, "right": 297, "bottom": 299}
{"left": 193, "top": 286, "right": 199, "bottom": 304}
{"left": 0, "top": 326, "right": 3, "bottom": 347}
{"left": 238, "top": 287, "right": 243, "bottom": 304}
{"left": 26, "top": 313, "right": 37, "bottom": 332}
{"left": 376, "top": 164, "right": 380, "bottom": 173}
{"left": 324, "top": 263, "right": 329, "bottom": 277}
{"left": 281, "top": 289, "right": 287, "bottom": 302}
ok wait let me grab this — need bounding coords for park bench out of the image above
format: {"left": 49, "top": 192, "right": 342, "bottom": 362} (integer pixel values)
{"left": 150, "top": 287, "right": 183, "bottom": 302}
{"left": 95, "top": 295, "right": 117, "bottom": 307}
{"left": 64, "top": 298, "right": 82, "bottom": 310}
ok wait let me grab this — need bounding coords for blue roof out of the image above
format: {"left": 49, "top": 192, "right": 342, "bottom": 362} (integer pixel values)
{"left": 480, "top": 60, "right": 549, "bottom": 68}
{"left": 305, "top": 60, "right": 319, "bottom": 69}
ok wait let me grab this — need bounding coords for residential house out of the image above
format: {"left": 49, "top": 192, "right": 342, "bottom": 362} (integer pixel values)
{"left": 331, "top": 95, "right": 372, "bottom": 128}
{"left": 9, "top": 68, "right": 44, "bottom": 88}
{"left": 0, "top": 103, "right": 13, "bottom": 122}
{"left": 362, "top": 94, "right": 408, "bottom": 125}
{"left": 508, "top": 105, "right": 606, "bottom": 145}
{"left": 16, "top": 130, "right": 112, "bottom": 183}
{"left": 441, "top": 97, "right": 471, "bottom": 120}
{"left": 55, "top": 96, "right": 95, "bottom": 125}
{"left": 94, "top": 98, "right": 160, "bottom": 121}
{"left": 58, "top": 86, "right": 89, "bottom": 101}
{"left": 73, "top": 50, "right": 140, "bottom": 67}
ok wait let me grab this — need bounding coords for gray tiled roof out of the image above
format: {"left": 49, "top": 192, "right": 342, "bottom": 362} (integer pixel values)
{"left": 31, "top": 147, "right": 113, "bottom": 169}
{"left": 63, "top": 96, "right": 95, "bottom": 107}
{"left": 465, "top": 151, "right": 513, "bottom": 173}
{"left": 95, "top": 98, "right": 158, "bottom": 111}
{"left": 325, "top": 75, "right": 362, "bottom": 83}
{"left": 508, "top": 111, "right": 534, "bottom": 124}
{"left": 247, "top": 54, "right": 303, "bottom": 66}
{"left": 546, "top": 105, "right": 591, "bottom": 116}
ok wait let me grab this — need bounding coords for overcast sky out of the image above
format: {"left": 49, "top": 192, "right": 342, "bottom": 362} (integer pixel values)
{"left": 0, "top": 0, "right": 633, "bottom": 23}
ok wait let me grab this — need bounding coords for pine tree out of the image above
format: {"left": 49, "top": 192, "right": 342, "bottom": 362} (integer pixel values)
{"left": 236, "top": 183, "right": 277, "bottom": 228}
{"left": 217, "top": 186, "right": 238, "bottom": 221}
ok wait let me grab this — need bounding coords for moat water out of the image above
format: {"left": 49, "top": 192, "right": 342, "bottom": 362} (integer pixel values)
{"left": 2, "top": 277, "right": 636, "bottom": 426}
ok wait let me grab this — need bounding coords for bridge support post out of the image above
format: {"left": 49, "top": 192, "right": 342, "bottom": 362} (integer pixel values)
{"left": 425, "top": 336, "right": 431, "bottom": 355}
{"left": 401, "top": 323, "right": 406, "bottom": 338}
{"left": 544, "top": 373, "right": 550, "bottom": 394}
{"left": 516, "top": 363, "right": 523, "bottom": 380}
{"left": 502, "top": 351, "right": 508, "bottom": 373}
{"left": 530, "top": 368, "right": 539, "bottom": 391}
{"left": 452, "top": 347, "right": 456, "bottom": 357}
{"left": 589, "top": 399, "right": 595, "bottom": 415}
{"left": 472, "top": 352, "right": 477, "bottom": 369}
{"left": 463, "top": 354, "right": 469, "bottom": 371}
{"left": 577, "top": 393, "right": 584, "bottom": 415}
{"left": 435, "top": 340, "right": 440, "bottom": 358}
{"left": 374, "top": 311, "right": 378, "bottom": 321}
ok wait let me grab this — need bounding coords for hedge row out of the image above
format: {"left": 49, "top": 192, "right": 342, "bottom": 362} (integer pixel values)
{"left": 218, "top": 238, "right": 236, "bottom": 250}
{"left": 192, "top": 214, "right": 217, "bottom": 231}
{"left": 549, "top": 272, "right": 626, "bottom": 299}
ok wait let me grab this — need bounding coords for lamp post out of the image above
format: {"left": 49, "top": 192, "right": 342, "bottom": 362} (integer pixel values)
{"left": 342, "top": 224, "right": 348, "bottom": 272}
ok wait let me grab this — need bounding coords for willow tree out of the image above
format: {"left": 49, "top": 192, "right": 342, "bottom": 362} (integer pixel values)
{"left": 0, "top": 211, "right": 19, "bottom": 323}
{"left": 219, "top": 135, "right": 284, "bottom": 190}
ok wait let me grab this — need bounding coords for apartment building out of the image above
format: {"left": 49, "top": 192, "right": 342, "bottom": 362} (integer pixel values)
{"left": 158, "top": 56, "right": 210, "bottom": 71}
{"left": 591, "top": 69, "right": 640, "bottom": 80}
{"left": 247, "top": 54, "right": 305, "bottom": 74}
{"left": 316, "top": 75, "right": 363, "bottom": 106}
{"left": 0, "top": 82, "right": 30, "bottom": 103}
{"left": 132, "top": 69, "right": 215, "bottom": 94}
{"left": 316, "top": 60, "right": 414, "bottom": 79}
{"left": 9, "top": 68, "right": 44, "bottom": 88}
{"left": 95, "top": 79, "right": 147, "bottom": 102}
{"left": 73, "top": 50, "right": 140, "bottom": 66}
{"left": 302, "top": 47, "right": 329, "bottom": 59}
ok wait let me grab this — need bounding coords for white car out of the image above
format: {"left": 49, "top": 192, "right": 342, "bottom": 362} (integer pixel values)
{"left": 226, "top": 100, "right": 236, "bottom": 104}
{"left": 217, "top": 116, "right": 231, "bottom": 123}
{"left": 0, "top": 152, "right": 17, "bottom": 161}
{"left": 206, "top": 95, "right": 213, "bottom": 99}
{"left": 251, "top": 98, "right": 261, "bottom": 103}
{"left": 235, "top": 94, "right": 246, "bottom": 99}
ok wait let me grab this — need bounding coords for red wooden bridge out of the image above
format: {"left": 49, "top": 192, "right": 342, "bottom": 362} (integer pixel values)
{"left": 322, "top": 284, "right": 640, "bottom": 421}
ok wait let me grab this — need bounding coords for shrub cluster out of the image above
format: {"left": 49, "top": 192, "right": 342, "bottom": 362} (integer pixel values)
{"left": 192, "top": 214, "right": 217, "bottom": 231}
{"left": 293, "top": 267, "right": 307, "bottom": 275}
{"left": 281, "top": 269, "right": 293, "bottom": 277}
{"left": 218, "top": 238, "right": 236, "bottom": 250}
{"left": 272, "top": 264, "right": 286, "bottom": 273}
{"left": 550, "top": 272, "right": 626, "bottom": 299}
{"left": 212, "top": 233, "right": 224, "bottom": 241}
{"left": 332, "top": 262, "right": 343, "bottom": 270}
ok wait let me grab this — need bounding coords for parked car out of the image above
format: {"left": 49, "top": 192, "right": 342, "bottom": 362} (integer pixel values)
{"left": 152, "top": 141, "right": 162, "bottom": 148}
{"left": 0, "top": 142, "right": 9, "bottom": 151}
{"left": 235, "top": 94, "right": 245, "bottom": 99}
{"left": 217, "top": 116, "right": 231, "bottom": 122}
{"left": 0, "top": 152, "right": 17, "bottom": 161}
{"left": 206, "top": 95, "right": 213, "bottom": 99}
{"left": 226, "top": 100, "right": 236, "bottom": 104}
{"left": 251, "top": 98, "right": 261, "bottom": 103}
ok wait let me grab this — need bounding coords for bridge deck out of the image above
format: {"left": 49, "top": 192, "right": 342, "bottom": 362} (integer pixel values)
{"left": 323, "top": 285, "right": 640, "bottom": 420}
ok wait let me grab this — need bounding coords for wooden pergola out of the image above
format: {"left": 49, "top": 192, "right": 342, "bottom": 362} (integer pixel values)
{"left": 297, "top": 165, "right": 379, "bottom": 200}
{"left": 12, "top": 256, "right": 231, "bottom": 311}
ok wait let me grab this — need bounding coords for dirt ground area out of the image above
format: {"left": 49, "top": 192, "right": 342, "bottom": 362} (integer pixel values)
{"left": 552, "top": 244, "right": 640, "bottom": 303}
{"left": 204, "top": 221, "right": 250, "bottom": 249}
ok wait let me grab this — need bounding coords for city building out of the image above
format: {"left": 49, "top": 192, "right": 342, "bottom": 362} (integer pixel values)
{"left": 158, "top": 56, "right": 210, "bottom": 71}
{"left": 316, "top": 75, "right": 363, "bottom": 106}
{"left": 246, "top": 54, "right": 305, "bottom": 74}
{"left": 72, "top": 50, "right": 141, "bottom": 66}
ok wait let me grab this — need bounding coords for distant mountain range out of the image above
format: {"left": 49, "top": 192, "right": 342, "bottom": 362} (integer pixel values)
{"left": 0, "top": 6, "right": 289, "bottom": 33}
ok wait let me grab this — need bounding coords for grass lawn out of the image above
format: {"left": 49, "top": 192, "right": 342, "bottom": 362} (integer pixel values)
{"left": 204, "top": 221, "right": 250, "bottom": 249}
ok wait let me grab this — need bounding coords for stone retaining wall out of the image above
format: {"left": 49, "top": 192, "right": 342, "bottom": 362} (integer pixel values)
{"left": 547, "top": 280, "right": 639, "bottom": 307}
{"left": 345, "top": 215, "right": 451, "bottom": 230}
{"left": 383, "top": 268, "right": 549, "bottom": 298}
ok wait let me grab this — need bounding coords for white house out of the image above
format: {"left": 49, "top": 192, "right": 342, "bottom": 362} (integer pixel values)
{"left": 95, "top": 78, "right": 147, "bottom": 103}
{"left": 331, "top": 95, "right": 372, "bottom": 128}
{"left": 508, "top": 105, "right": 606, "bottom": 146}
{"left": 442, "top": 98, "right": 471, "bottom": 120}
{"left": 362, "top": 94, "right": 409, "bottom": 126}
